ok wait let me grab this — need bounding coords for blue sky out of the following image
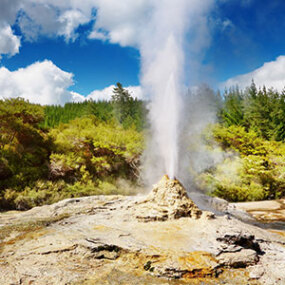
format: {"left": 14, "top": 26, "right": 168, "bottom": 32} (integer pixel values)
{"left": 207, "top": 0, "right": 285, "bottom": 82}
{"left": 1, "top": 32, "right": 141, "bottom": 95}
{"left": 0, "top": 0, "right": 284, "bottom": 104}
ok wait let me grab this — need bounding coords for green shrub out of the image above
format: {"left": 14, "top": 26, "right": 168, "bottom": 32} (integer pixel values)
{"left": 0, "top": 178, "right": 140, "bottom": 210}
{"left": 49, "top": 116, "right": 144, "bottom": 181}
{"left": 210, "top": 124, "right": 267, "bottom": 156}
{"left": 198, "top": 124, "right": 285, "bottom": 202}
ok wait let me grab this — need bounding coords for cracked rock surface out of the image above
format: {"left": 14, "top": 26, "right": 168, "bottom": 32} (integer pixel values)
{"left": 0, "top": 176, "right": 285, "bottom": 285}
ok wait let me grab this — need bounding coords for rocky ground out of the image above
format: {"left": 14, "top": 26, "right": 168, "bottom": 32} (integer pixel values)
{"left": 0, "top": 176, "right": 285, "bottom": 285}
{"left": 233, "top": 200, "right": 285, "bottom": 224}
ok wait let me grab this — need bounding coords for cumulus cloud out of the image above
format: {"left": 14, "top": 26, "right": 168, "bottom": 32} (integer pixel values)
{"left": 0, "top": 24, "right": 21, "bottom": 58}
{"left": 0, "top": 0, "right": 21, "bottom": 57}
{"left": 88, "top": 30, "right": 108, "bottom": 41}
{"left": 0, "top": 0, "right": 214, "bottom": 61}
{"left": 86, "top": 85, "right": 143, "bottom": 101}
{"left": 70, "top": 91, "right": 85, "bottom": 103}
{"left": 90, "top": 0, "right": 152, "bottom": 47}
{"left": 0, "top": 0, "right": 95, "bottom": 46}
{"left": 0, "top": 0, "right": 138, "bottom": 54}
{"left": 0, "top": 0, "right": 21, "bottom": 24}
{"left": 17, "top": 2, "right": 60, "bottom": 41}
{"left": 86, "top": 85, "right": 117, "bottom": 101}
{"left": 58, "top": 10, "right": 90, "bottom": 42}
{"left": 0, "top": 0, "right": 152, "bottom": 52}
{"left": 0, "top": 59, "right": 142, "bottom": 104}
{"left": 221, "top": 56, "right": 285, "bottom": 91}
{"left": 18, "top": 3, "right": 93, "bottom": 42}
{"left": 0, "top": 60, "right": 75, "bottom": 105}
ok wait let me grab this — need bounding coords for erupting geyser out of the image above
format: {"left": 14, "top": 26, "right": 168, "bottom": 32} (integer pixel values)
{"left": 140, "top": 1, "right": 213, "bottom": 183}
{"left": 133, "top": 175, "right": 212, "bottom": 222}
{"left": 141, "top": 1, "right": 189, "bottom": 182}
{"left": 151, "top": 72, "right": 181, "bottom": 179}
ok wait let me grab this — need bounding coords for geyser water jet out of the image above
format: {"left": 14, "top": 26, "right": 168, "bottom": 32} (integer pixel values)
{"left": 141, "top": 17, "right": 185, "bottom": 181}
{"left": 151, "top": 71, "right": 180, "bottom": 179}
{"left": 163, "top": 74, "right": 179, "bottom": 178}
{"left": 139, "top": 0, "right": 215, "bottom": 185}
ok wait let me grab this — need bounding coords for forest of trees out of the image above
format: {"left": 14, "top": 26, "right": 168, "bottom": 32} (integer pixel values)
{"left": 0, "top": 83, "right": 146, "bottom": 210}
{"left": 218, "top": 81, "right": 285, "bottom": 141}
{"left": 1, "top": 81, "right": 285, "bottom": 210}
{"left": 198, "top": 81, "right": 285, "bottom": 202}
{"left": 43, "top": 84, "right": 148, "bottom": 131}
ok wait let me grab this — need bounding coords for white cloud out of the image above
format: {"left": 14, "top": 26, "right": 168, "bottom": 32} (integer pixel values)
{"left": 0, "top": 24, "right": 21, "bottom": 58}
{"left": 1, "top": 0, "right": 95, "bottom": 44}
{"left": 86, "top": 85, "right": 115, "bottom": 101}
{"left": 70, "top": 91, "right": 85, "bottom": 103}
{"left": 0, "top": 60, "right": 76, "bottom": 105}
{"left": 0, "top": 0, "right": 21, "bottom": 24}
{"left": 90, "top": 0, "right": 152, "bottom": 47}
{"left": 58, "top": 10, "right": 90, "bottom": 42}
{"left": 86, "top": 85, "right": 143, "bottom": 101}
{"left": 0, "top": 0, "right": 152, "bottom": 50}
{"left": 221, "top": 56, "right": 285, "bottom": 91}
{"left": 17, "top": 2, "right": 60, "bottom": 41}
{"left": 0, "top": 0, "right": 213, "bottom": 64}
{"left": 0, "top": 59, "right": 142, "bottom": 104}
{"left": 125, "top": 86, "right": 144, "bottom": 100}
{"left": 88, "top": 30, "right": 108, "bottom": 41}
{"left": 0, "top": 0, "right": 21, "bottom": 58}
{"left": 221, "top": 19, "right": 234, "bottom": 31}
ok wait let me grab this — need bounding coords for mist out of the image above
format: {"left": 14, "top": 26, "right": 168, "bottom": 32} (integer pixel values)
{"left": 177, "top": 85, "right": 222, "bottom": 189}
{"left": 139, "top": 0, "right": 215, "bottom": 186}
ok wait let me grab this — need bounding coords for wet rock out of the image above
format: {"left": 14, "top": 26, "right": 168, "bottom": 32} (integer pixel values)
{"left": 190, "top": 192, "right": 230, "bottom": 212}
{"left": 190, "top": 192, "right": 255, "bottom": 222}
{"left": 233, "top": 199, "right": 285, "bottom": 225}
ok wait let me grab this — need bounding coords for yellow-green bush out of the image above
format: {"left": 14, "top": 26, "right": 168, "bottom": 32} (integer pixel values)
{"left": 198, "top": 124, "right": 285, "bottom": 201}
{"left": 49, "top": 116, "right": 144, "bottom": 181}
{"left": 0, "top": 99, "right": 144, "bottom": 210}
{"left": 1, "top": 178, "right": 140, "bottom": 210}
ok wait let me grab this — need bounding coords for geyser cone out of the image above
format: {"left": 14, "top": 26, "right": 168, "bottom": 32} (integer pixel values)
{"left": 134, "top": 175, "right": 205, "bottom": 222}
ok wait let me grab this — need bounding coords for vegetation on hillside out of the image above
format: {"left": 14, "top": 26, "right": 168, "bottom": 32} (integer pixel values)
{"left": 1, "top": 81, "right": 285, "bottom": 210}
{"left": 0, "top": 83, "right": 146, "bottom": 210}
{"left": 42, "top": 83, "right": 148, "bottom": 131}
{"left": 196, "top": 82, "right": 285, "bottom": 202}
{"left": 198, "top": 125, "right": 285, "bottom": 202}
{"left": 218, "top": 81, "right": 285, "bottom": 141}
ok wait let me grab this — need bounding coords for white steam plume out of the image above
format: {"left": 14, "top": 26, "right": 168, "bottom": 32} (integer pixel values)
{"left": 140, "top": 0, "right": 214, "bottom": 184}
{"left": 178, "top": 85, "right": 221, "bottom": 189}
{"left": 142, "top": 36, "right": 183, "bottom": 179}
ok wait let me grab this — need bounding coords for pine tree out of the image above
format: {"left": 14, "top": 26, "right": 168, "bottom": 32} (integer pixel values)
{"left": 111, "top": 82, "right": 134, "bottom": 125}
{"left": 222, "top": 86, "right": 244, "bottom": 126}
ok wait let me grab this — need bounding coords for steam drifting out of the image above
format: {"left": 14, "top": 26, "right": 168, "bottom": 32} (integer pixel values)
{"left": 140, "top": 0, "right": 214, "bottom": 184}
{"left": 142, "top": 35, "right": 183, "bottom": 179}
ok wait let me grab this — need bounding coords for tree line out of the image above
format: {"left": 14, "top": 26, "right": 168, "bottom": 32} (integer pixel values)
{"left": 43, "top": 82, "right": 148, "bottom": 131}
{"left": 1, "top": 81, "right": 285, "bottom": 209}
{"left": 219, "top": 81, "right": 285, "bottom": 141}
